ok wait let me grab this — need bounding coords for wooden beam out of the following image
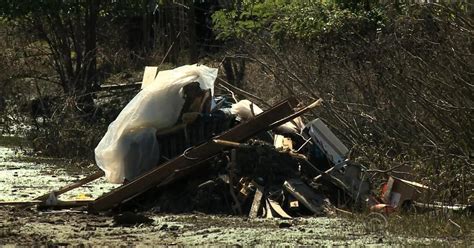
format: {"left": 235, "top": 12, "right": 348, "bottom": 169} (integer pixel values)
{"left": 89, "top": 97, "right": 299, "bottom": 212}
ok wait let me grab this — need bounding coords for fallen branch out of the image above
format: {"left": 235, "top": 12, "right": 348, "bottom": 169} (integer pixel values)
{"left": 216, "top": 78, "right": 271, "bottom": 108}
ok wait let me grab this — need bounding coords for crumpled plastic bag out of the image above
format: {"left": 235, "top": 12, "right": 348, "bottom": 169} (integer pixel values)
{"left": 230, "top": 99, "right": 263, "bottom": 120}
{"left": 95, "top": 64, "right": 218, "bottom": 183}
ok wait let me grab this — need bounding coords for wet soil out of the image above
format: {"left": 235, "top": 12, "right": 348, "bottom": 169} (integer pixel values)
{"left": 0, "top": 146, "right": 117, "bottom": 202}
{"left": 0, "top": 141, "right": 471, "bottom": 246}
{"left": 0, "top": 205, "right": 451, "bottom": 246}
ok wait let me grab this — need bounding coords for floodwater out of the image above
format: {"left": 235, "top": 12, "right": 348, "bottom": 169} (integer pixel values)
{"left": 0, "top": 145, "right": 117, "bottom": 202}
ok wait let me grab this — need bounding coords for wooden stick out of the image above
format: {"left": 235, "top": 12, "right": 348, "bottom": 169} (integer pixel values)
{"left": 216, "top": 78, "right": 271, "bottom": 108}
{"left": 213, "top": 139, "right": 250, "bottom": 148}
{"left": 35, "top": 171, "right": 104, "bottom": 201}
{"left": 269, "top": 98, "right": 323, "bottom": 130}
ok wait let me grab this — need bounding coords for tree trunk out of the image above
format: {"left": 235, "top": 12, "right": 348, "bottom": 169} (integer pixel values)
{"left": 188, "top": 2, "right": 198, "bottom": 62}
{"left": 80, "top": 0, "right": 99, "bottom": 115}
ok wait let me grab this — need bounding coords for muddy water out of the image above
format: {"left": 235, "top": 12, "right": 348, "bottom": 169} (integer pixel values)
{"left": 0, "top": 145, "right": 117, "bottom": 202}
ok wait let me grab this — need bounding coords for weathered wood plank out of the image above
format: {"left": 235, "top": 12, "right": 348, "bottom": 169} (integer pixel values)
{"left": 268, "top": 199, "right": 292, "bottom": 219}
{"left": 265, "top": 199, "right": 274, "bottom": 218}
{"left": 249, "top": 185, "right": 264, "bottom": 218}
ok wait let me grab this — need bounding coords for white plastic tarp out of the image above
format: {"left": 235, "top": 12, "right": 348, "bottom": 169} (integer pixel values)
{"left": 231, "top": 99, "right": 303, "bottom": 134}
{"left": 95, "top": 64, "right": 218, "bottom": 183}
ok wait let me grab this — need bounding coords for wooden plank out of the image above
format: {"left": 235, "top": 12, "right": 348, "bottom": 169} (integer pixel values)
{"left": 268, "top": 199, "right": 292, "bottom": 219}
{"left": 35, "top": 171, "right": 104, "bottom": 201}
{"left": 283, "top": 179, "right": 328, "bottom": 216}
{"left": 249, "top": 186, "right": 264, "bottom": 218}
{"left": 265, "top": 199, "right": 274, "bottom": 218}
{"left": 212, "top": 139, "right": 251, "bottom": 148}
{"left": 89, "top": 97, "right": 298, "bottom": 212}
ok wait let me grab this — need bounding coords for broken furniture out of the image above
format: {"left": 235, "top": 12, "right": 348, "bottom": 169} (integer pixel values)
{"left": 381, "top": 176, "right": 430, "bottom": 209}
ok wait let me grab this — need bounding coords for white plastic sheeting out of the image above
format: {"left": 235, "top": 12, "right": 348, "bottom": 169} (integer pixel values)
{"left": 231, "top": 99, "right": 303, "bottom": 134}
{"left": 231, "top": 99, "right": 263, "bottom": 120}
{"left": 95, "top": 64, "right": 218, "bottom": 183}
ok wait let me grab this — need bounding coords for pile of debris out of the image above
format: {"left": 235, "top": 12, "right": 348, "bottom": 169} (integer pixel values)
{"left": 5, "top": 65, "right": 471, "bottom": 218}
{"left": 88, "top": 64, "right": 371, "bottom": 217}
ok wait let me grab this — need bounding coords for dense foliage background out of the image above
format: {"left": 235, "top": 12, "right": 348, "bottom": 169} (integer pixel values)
{"left": 0, "top": 0, "right": 472, "bottom": 204}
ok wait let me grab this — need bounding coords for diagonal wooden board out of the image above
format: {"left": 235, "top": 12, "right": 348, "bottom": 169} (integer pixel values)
{"left": 35, "top": 171, "right": 105, "bottom": 201}
{"left": 89, "top": 97, "right": 299, "bottom": 212}
{"left": 268, "top": 199, "right": 292, "bottom": 219}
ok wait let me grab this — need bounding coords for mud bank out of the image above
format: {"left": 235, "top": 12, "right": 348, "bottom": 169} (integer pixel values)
{"left": 0, "top": 206, "right": 453, "bottom": 246}
{"left": 0, "top": 145, "right": 117, "bottom": 202}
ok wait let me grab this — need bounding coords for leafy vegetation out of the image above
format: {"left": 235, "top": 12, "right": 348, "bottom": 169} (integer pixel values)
{"left": 213, "top": 1, "right": 473, "bottom": 204}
